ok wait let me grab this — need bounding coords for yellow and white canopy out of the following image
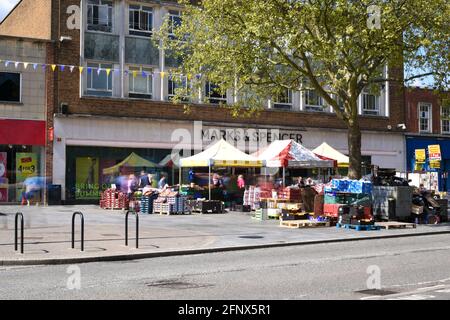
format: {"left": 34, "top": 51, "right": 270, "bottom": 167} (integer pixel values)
{"left": 180, "top": 139, "right": 263, "bottom": 168}
{"left": 313, "top": 142, "right": 349, "bottom": 168}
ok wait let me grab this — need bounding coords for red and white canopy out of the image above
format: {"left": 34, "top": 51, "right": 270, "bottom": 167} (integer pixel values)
{"left": 254, "top": 140, "right": 335, "bottom": 168}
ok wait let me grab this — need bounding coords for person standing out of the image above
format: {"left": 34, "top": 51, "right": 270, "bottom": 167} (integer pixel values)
{"left": 138, "top": 170, "right": 151, "bottom": 189}
{"left": 237, "top": 174, "right": 245, "bottom": 189}
{"left": 158, "top": 173, "right": 169, "bottom": 190}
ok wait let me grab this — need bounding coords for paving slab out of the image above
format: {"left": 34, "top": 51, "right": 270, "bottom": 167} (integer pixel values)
{"left": 0, "top": 205, "right": 449, "bottom": 265}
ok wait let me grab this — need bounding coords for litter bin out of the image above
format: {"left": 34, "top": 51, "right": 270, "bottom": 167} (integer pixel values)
{"left": 47, "top": 184, "right": 62, "bottom": 205}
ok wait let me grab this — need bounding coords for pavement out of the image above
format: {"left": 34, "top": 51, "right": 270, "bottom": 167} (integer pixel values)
{"left": 1, "top": 234, "right": 450, "bottom": 299}
{"left": 1, "top": 205, "right": 450, "bottom": 266}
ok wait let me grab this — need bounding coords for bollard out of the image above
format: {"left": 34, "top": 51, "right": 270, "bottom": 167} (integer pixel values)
{"left": 71, "top": 212, "right": 84, "bottom": 251}
{"left": 15, "top": 212, "right": 24, "bottom": 254}
{"left": 125, "top": 211, "right": 139, "bottom": 249}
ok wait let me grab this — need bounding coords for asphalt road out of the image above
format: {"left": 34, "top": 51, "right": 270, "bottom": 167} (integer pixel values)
{"left": 1, "top": 234, "right": 449, "bottom": 300}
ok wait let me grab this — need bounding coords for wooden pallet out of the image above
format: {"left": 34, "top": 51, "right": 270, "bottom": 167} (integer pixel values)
{"left": 280, "top": 219, "right": 330, "bottom": 229}
{"left": 375, "top": 221, "right": 417, "bottom": 230}
{"left": 336, "top": 223, "right": 381, "bottom": 231}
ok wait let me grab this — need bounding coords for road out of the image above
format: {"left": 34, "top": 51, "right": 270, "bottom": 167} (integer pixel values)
{"left": 1, "top": 234, "right": 449, "bottom": 300}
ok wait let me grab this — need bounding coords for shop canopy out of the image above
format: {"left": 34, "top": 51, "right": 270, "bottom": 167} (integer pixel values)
{"left": 254, "top": 140, "right": 335, "bottom": 168}
{"left": 313, "top": 142, "right": 349, "bottom": 168}
{"left": 180, "top": 139, "right": 263, "bottom": 168}
{"left": 102, "top": 152, "right": 160, "bottom": 175}
{"left": 159, "top": 154, "right": 180, "bottom": 168}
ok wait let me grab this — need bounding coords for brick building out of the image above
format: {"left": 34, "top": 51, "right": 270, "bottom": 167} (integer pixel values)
{"left": 1, "top": 0, "right": 408, "bottom": 203}
{"left": 405, "top": 86, "right": 450, "bottom": 192}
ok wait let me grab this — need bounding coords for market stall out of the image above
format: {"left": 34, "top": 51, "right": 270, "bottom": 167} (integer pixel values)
{"left": 159, "top": 153, "right": 180, "bottom": 185}
{"left": 102, "top": 152, "right": 160, "bottom": 175}
{"left": 254, "top": 139, "right": 335, "bottom": 186}
{"left": 179, "top": 139, "right": 264, "bottom": 200}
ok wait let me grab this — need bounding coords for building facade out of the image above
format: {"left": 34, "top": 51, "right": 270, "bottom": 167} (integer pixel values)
{"left": 405, "top": 87, "right": 450, "bottom": 192}
{"left": 1, "top": 0, "right": 408, "bottom": 203}
{"left": 0, "top": 36, "right": 48, "bottom": 203}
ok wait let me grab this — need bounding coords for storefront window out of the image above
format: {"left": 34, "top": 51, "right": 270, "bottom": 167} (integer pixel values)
{"left": 0, "top": 145, "right": 44, "bottom": 204}
{"left": 66, "top": 146, "right": 175, "bottom": 204}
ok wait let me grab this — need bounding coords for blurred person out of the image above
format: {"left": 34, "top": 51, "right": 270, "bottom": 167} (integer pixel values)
{"left": 158, "top": 173, "right": 169, "bottom": 190}
{"left": 237, "top": 174, "right": 245, "bottom": 189}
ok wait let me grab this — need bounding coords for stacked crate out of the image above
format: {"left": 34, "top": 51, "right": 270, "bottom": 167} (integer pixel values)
{"left": 278, "top": 187, "right": 302, "bottom": 202}
{"left": 100, "top": 189, "right": 129, "bottom": 209}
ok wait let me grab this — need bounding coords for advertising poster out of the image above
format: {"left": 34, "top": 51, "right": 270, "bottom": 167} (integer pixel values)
{"left": 75, "top": 157, "right": 100, "bottom": 200}
{"left": 16, "top": 153, "right": 38, "bottom": 201}
{"left": 0, "top": 152, "right": 7, "bottom": 202}
{"left": 428, "top": 145, "right": 441, "bottom": 170}
{"left": 414, "top": 149, "right": 426, "bottom": 171}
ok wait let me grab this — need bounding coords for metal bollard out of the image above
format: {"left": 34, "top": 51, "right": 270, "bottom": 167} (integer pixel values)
{"left": 125, "top": 211, "right": 139, "bottom": 249}
{"left": 15, "top": 212, "right": 24, "bottom": 254}
{"left": 71, "top": 212, "right": 84, "bottom": 251}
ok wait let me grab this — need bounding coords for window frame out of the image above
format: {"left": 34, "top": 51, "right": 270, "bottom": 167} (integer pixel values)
{"left": 441, "top": 102, "right": 450, "bottom": 134}
{"left": 272, "top": 89, "right": 293, "bottom": 110}
{"left": 128, "top": 4, "right": 153, "bottom": 37}
{"left": 361, "top": 88, "right": 381, "bottom": 116}
{"left": 205, "top": 81, "right": 227, "bottom": 105}
{"left": 87, "top": 0, "right": 114, "bottom": 33}
{"left": 86, "top": 62, "right": 113, "bottom": 94}
{"left": 168, "top": 10, "right": 182, "bottom": 39}
{"left": 418, "top": 102, "right": 432, "bottom": 133}
{"left": 0, "top": 71, "right": 22, "bottom": 103}
{"left": 128, "top": 65, "right": 153, "bottom": 99}
{"left": 304, "top": 89, "right": 325, "bottom": 112}
{"left": 168, "top": 74, "right": 188, "bottom": 101}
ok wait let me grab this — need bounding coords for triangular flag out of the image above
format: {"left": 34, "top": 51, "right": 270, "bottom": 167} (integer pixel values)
{"left": 79, "top": 66, "right": 84, "bottom": 74}
{"left": 160, "top": 71, "right": 166, "bottom": 78}
{"left": 23, "top": 63, "right": 29, "bottom": 69}
{"left": 69, "top": 66, "right": 75, "bottom": 72}
{"left": 15, "top": 62, "right": 20, "bottom": 69}
{"left": 60, "top": 65, "right": 65, "bottom": 71}
{"left": 33, "top": 63, "right": 38, "bottom": 70}
{"left": 4, "top": 61, "right": 10, "bottom": 67}
{"left": 132, "top": 70, "right": 137, "bottom": 78}
{"left": 106, "top": 68, "right": 111, "bottom": 76}
{"left": 124, "top": 70, "right": 129, "bottom": 75}
{"left": 87, "top": 67, "right": 92, "bottom": 74}
{"left": 142, "top": 71, "right": 147, "bottom": 77}
{"left": 51, "top": 64, "right": 57, "bottom": 71}
{"left": 97, "top": 68, "right": 102, "bottom": 75}
{"left": 42, "top": 64, "right": 46, "bottom": 70}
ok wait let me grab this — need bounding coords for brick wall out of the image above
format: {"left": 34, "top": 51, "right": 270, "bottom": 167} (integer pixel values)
{"left": 405, "top": 87, "right": 450, "bottom": 134}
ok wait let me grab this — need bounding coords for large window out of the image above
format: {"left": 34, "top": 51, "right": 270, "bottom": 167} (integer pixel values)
{"left": 205, "top": 82, "right": 227, "bottom": 104}
{"left": 419, "top": 102, "right": 432, "bottom": 133}
{"left": 168, "top": 10, "right": 182, "bottom": 39}
{"left": 129, "top": 5, "right": 153, "bottom": 37}
{"left": 273, "top": 89, "right": 292, "bottom": 110}
{"left": 304, "top": 89, "right": 324, "bottom": 111}
{"left": 0, "top": 72, "right": 21, "bottom": 102}
{"left": 362, "top": 88, "right": 380, "bottom": 115}
{"left": 86, "top": 63, "right": 113, "bottom": 96}
{"left": 441, "top": 101, "right": 450, "bottom": 134}
{"left": 168, "top": 74, "right": 188, "bottom": 101}
{"left": 87, "top": 0, "right": 113, "bottom": 33}
{"left": 128, "top": 66, "right": 152, "bottom": 99}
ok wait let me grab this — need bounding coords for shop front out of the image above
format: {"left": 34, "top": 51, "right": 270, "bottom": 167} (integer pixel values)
{"left": 0, "top": 119, "right": 46, "bottom": 204}
{"left": 54, "top": 116, "right": 406, "bottom": 204}
{"left": 405, "top": 135, "right": 450, "bottom": 193}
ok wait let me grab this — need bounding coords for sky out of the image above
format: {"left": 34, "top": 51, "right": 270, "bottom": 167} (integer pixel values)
{"left": 0, "top": 0, "right": 19, "bottom": 22}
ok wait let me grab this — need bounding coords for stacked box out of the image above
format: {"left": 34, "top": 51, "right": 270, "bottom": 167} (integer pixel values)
{"left": 100, "top": 189, "right": 129, "bottom": 209}
{"left": 278, "top": 187, "right": 302, "bottom": 202}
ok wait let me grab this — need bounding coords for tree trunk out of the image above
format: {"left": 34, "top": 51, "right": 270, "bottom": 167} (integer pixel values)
{"left": 347, "top": 120, "right": 362, "bottom": 179}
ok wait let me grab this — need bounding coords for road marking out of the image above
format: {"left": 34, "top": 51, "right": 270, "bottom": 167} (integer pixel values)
{"left": 435, "top": 289, "right": 450, "bottom": 293}
{"left": 396, "top": 294, "right": 436, "bottom": 300}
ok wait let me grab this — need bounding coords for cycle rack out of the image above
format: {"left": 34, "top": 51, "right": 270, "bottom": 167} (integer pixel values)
{"left": 71, "top": 212, "right": 84, "bottom": 251}
{"left": 125, "top": 211, "right": 139, "bottom": 249}
{"left": 15, "top": 212, "right": 24, "bottom": 254}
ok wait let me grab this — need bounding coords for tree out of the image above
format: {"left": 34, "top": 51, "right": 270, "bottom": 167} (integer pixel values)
{"left": 157, "top": 0, "right": 450, "bottom": 179}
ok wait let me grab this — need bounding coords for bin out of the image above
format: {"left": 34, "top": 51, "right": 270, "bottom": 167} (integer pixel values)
{"left": 47, "top": 184, "right": 62, "bottom": 205}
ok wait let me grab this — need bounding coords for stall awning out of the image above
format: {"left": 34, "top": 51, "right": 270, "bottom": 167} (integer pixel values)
{"left": 180, "top": 139, "right": 263, "bottom": 168}
{"left": 103, "top": 152, "right": 160, "bottom": 175}
{"left": 159, "top": 153, "right": 180, "bottom": 168}
{"left": 254, "top": 140, "right": 334, "bottom": 168}
{"left": 313, "top": 142, "right": 349, "bottom": 168}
